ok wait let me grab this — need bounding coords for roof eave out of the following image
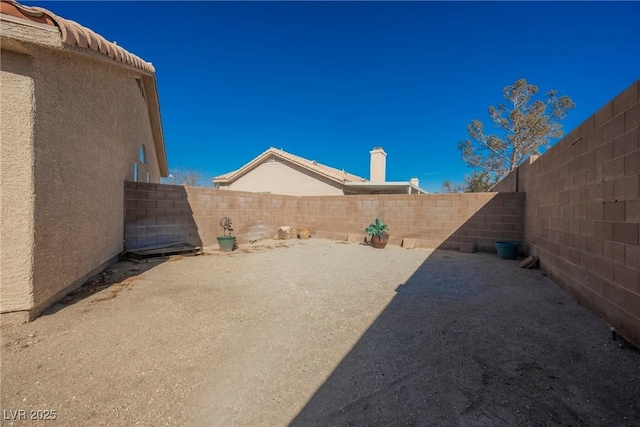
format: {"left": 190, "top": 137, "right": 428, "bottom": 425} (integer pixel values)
{"left": 1, "top": 2, "right": 169, "bottom": 177}
{"left": 214, "top": 150, "right": 275, "bottom": 183}
{"left": 0, "top": 13, "right": 62, "bottom": 49}
{"left": 344, "top": 181, "right": 428, "bottom": 194}
{"left": 141, "top": 74, "right": 168, "bottom": 177}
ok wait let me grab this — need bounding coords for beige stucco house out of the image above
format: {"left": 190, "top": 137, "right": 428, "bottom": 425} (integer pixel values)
{"left": 0, "top": 0, "right": 168, "bottom": 321}
{"left": 213, "top": 147, "right": 427, "bottom": 196}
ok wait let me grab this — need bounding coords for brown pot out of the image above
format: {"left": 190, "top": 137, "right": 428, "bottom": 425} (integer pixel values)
{"left": 298, "top": 228, "right": 310, "bottom": 240}
{"left": 370, "top": 233, "right": 389, "bottom": 249}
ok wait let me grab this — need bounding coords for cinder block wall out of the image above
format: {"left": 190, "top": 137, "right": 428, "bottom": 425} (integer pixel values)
{"left": 491, "top": 168, "right": 518, "bottom": 192}
{"left": 296, "top": 193, "right": 523, "bottom": 251}
{"left": 124, "top": 182, "right": 299, "bottom": 249}
{"left": 125, "top": 182, "right": 523, "bottom": 252}
{"left": 500, "top": 80, "right": 639, "bottom": 345}
{"left": 491, "top": 156, "right": 539, "bottom": 193}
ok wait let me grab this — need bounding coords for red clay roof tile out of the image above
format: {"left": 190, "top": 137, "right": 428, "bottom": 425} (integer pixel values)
{"left": 1, "top": 0, "right": 155, "bottom": 74}
{"left": 214, "top": 147, "right": 367, "bottom": 184}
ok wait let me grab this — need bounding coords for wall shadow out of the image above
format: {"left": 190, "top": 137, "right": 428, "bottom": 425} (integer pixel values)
{"left": 436, "top": 192, "right": 524, "bottom": 254}
{"left": 124, "top": 181, "right": 203, "bottom": 250}
{"left": 290, "top": 199, "right": 639, "bottom": 426}
{"left": 38, "top": 180, "right": 192, "bottom": 318}
{"left": 40, "top": 256, "right": 167, "bottom": 316}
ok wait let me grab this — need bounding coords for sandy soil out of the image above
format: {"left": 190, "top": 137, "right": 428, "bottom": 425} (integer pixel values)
{"left": 1, "top": 238, "right": 639, "bottom": 426}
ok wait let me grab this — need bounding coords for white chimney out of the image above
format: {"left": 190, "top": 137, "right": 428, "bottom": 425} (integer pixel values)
{"left": 410, "top": 177, "right": 419, "bottom": 187}
{"left": 370, "top": 147, "right": 387, "bottom": 182}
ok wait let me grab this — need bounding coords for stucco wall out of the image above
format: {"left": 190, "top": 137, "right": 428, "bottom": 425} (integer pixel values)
{"left": 222, "top": 159, "right": 346, "bottom": 196}
{"left": 0, "top": 49, "right": 36, "bottom": 315}
{"left": 28, "top": 46, "right": 162, "bottom": 314}
{"left": 494, "top": 80, "right": 640, "bottom": 345}
{"left": 1, "top": 36, "right": 163, "bottom": 316}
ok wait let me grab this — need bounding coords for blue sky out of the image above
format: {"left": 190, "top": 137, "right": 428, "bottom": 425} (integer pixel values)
{"left": 33, "top": 1, "right": 639, "bottom": 192}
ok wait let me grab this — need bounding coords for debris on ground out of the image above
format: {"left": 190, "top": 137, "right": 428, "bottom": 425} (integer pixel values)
{"left": 402, "top": 238, "right": 416, "bottom": 249}
{"left": 275, "top": 226, "right": 297, "bottom": 240}
{"left": 519, "top": 255, "right": 539, "bottom": 269}
{"left": 125, "top": 242, "right": 202, "bottom": 260}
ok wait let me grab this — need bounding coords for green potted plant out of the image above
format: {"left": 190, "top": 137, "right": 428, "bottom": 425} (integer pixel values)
{"left": 366, "top": 218, "right": 389, "bottom": 249}
{"left": 217, "top": 216, "right": 236, "bottom": 252}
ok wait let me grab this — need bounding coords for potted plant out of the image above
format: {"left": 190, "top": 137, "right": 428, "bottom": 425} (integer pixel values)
{"left": 366, "top": 218, "right": 389, "bottom": 249}
{"left": 217, "top": 217, "right": 236, "bottom": 252}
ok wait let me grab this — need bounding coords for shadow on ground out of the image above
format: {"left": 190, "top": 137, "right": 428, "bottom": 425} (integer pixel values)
{"left": 41, "top": 257, "right": 168, "bottom": 316}
{"left": 290, "top": 249, "right": 640, "bottom": 426}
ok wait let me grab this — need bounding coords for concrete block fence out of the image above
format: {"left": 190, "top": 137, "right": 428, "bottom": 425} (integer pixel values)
{"left": 295, "top": 192, "right": 524, "bottom": 251}
{"left": 124, "top": 183, "right": 523, "bottom": 252}
{"left": 494, "top": 80, "right": 640, "bottom": 346}
{"left": 124, "top": 183, "right": 299, "bottom": 249}
{"left": 125, "top": 80, "right": 639, "bottom": 346}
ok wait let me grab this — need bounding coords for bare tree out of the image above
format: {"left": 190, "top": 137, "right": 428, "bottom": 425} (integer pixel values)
{"left": 459, "top": 78, "right": 575, "bottom": 188}
{"left": 441, "top": 171, "right": 493, "bottom": 193}
{"left": 441, "top": 180, "right": 464, "bottom": 193}
{"left": 463, "top": 170, "right": 493, "bottom": 192}
{"left": 162, "top": 168, "right": 212, "bottom": 187}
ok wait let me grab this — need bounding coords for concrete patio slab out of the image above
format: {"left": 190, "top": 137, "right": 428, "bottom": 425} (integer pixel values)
{"left": 1, "top": 238, "right": 638, "bottom": 426}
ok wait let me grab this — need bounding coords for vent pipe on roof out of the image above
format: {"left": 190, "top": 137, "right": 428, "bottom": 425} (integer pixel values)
{"left": 370, "top": 147, "right": 387, "bottom": 182}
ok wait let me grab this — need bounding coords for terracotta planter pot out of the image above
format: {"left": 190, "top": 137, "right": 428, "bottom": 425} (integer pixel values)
{"left": 298, "top": 228, "right": 310, "bottom": 240}
{"left": 370, "top": 233, "right": 389, "bottom": 249}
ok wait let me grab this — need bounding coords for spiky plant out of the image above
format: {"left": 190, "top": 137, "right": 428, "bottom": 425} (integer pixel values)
{"left": 365, "top": 218, "right": 388, "bottom": 239}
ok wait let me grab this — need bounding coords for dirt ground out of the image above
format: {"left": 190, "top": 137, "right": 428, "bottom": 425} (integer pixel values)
{"left": 1, "top": 238, "right": 639, "bottom": 426}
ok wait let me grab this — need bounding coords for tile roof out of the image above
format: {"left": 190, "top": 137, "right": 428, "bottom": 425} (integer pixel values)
{"left": 214, "top": 147, "right": 367, "bottom": 184}
{"left": 0, "top": 0, "right": 155, "bottom": 73}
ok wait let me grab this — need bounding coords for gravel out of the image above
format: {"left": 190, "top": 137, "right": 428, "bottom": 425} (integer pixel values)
{"left": 2, "top": 238, "right": 639, "bottom": 426}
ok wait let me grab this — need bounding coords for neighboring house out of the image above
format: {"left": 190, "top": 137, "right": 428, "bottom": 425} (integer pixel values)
{"left": 0, "top": 0, "right": 168, "bottom": 321}
{"left": 213, "top": 147, "right": 427, "bottom": 196}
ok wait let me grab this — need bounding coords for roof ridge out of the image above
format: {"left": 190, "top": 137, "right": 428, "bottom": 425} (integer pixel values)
{"left": 213, "top": 147, "right": 367, "bottom": 183}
